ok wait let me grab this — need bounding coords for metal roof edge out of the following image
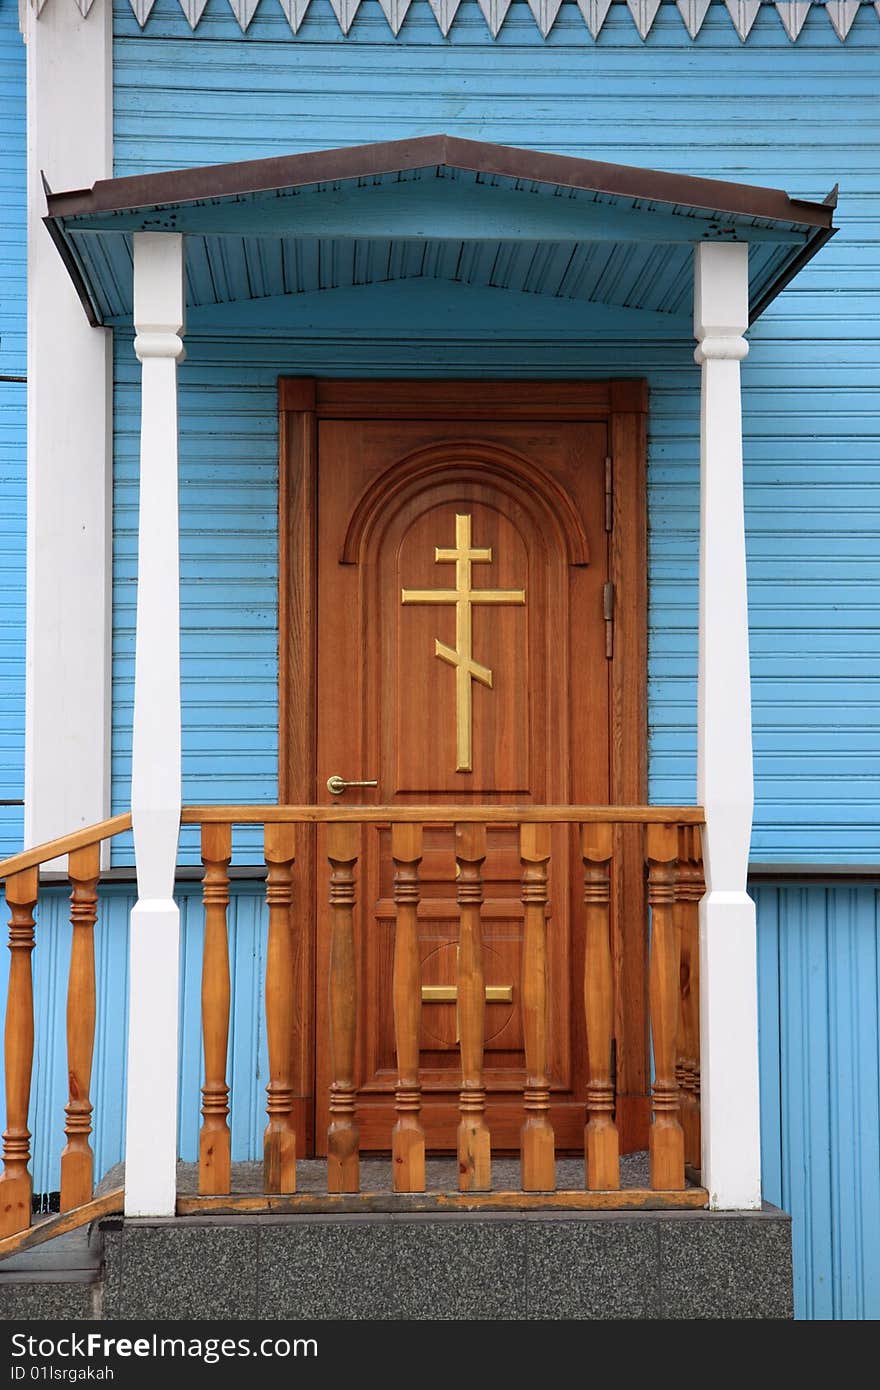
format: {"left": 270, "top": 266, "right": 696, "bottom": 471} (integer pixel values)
{"left": 45, "top": 134, "right": 836, "bottom": 233}
{"left": 748, "top": 221, "right": 838, "bottom": 323}
{"left": 42, "top": 210, "right": 102, "bottom": 328}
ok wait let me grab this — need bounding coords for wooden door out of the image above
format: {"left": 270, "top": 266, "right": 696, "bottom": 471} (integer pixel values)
{"left": 279, "top": 380, "right": 649, "bottom": 1156}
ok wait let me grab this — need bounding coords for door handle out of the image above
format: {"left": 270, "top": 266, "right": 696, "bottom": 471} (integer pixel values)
{"left": 326, "top": 774, "right": 379, "bottom": 796}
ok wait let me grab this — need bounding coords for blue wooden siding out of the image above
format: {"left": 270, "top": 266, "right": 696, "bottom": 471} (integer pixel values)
{"left": 0, "top": 9, "right": 25, "bottom": 857}
{"left": 111, "top": 335, "right": 280, "bottom": 865}
{"left": 111, "top": 0, "right": 880, "bottom": 864}
{"left": 757, "top": 882, "right": 880, "bottom": 1320}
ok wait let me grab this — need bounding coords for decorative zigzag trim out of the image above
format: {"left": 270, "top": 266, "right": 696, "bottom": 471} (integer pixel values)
{"left": 24, "top": 0, "right": 877, "bottom": 44}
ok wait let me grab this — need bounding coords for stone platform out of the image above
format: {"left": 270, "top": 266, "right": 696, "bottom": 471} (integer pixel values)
{"left": 96, "top": 1204, "right": 793, "bottom": 1321}
{"left": 0, "top": 1157, "right": 793, "bottom": 1321}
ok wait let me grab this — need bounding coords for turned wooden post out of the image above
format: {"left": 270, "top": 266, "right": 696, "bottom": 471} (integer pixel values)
{"left": 520, "top": 822, "right": 555, "bottom": 1191}
{"left": 647, "top": 823, "right": 685, "bottom": 1190}
{"left": 60, "top": 845, "right": 99, "bottom": 1212}
{"left": 199, "top": 823, "right": 232, "bottom": 1196}
{"left": 456, "top": 821, "right": 490, "bottom": 1192}
{"left": 327, "top": 823, "right": 360, "bottom": 1193}
{"left": 582, "top": 822, "right": 620, "bottom": 1190}
{"left": 391, "top": 823, "right": 425, "bottom": 1193}
{"left": 0, "top": 868, "right": 38, "bottom": 1236}
{"left": 676, "top": 824, "right": 703, "bottom": 1172}
{"left": 263, "top": 823, "right": 297, "bottom": 1194}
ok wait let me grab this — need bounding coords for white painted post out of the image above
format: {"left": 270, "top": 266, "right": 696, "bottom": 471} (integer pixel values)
{"left": 124, "top": 233, "right": 186, "bottom": 1218}
{"left": 694, "top": 242, "right": 762, "bottom": 1211}
{"left": 25, "top": 1, "right": 113, "bottom": 857}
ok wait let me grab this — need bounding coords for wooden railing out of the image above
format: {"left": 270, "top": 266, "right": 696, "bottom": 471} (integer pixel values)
{"left": 0, "top": 815, "right": 132, "bottom": 1239}
{"left": 0, "top": 804, "right": 705, "bottom": 1237}
{"left": 181, "top": 804, "right": 706, "bottom": 1206}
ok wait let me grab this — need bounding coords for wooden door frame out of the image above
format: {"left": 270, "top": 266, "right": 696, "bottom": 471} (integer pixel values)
{"left": 277, "top": 377, "right": 649, "bottom": 1153}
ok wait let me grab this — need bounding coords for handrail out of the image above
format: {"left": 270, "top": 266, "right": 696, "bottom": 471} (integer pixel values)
{"left": 0, "top": 1188, "right": 124, "bottom": 1262}
{"left": 182, "top": 804, "right": 705, "bottom": 825}
{"left": 0, "top": 813, "right": 133, "bottom": 883}
{"left": 0, "top": 806, "right": 700, "bottom": 878}
{"left": 0, "top": 806, "right": 705, "bottom": 878}
{"left": 0, "top": 807, "right": 703, "bottom": 880}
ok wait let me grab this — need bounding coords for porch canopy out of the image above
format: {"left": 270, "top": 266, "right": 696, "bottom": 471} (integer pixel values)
{"left": 42, "top": 137, "right": 837, "bottom": 1221}
{"left": 43, "top": 133, "right": 836, "bottom": 330}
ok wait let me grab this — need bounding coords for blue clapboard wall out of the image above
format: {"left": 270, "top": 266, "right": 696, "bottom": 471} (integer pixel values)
{"left": 756, "top": 881, "right": 880, "bottom": 1321}
{"left": 0, "top": 8, "right": 25, "bottom": 857}
{"left": 110, "top": 0, "right": 880, "bottom": 866}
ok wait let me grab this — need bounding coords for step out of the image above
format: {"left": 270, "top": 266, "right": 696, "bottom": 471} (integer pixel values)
{"left": 0, "top": 1225, "right": 101, "bottom": 1320}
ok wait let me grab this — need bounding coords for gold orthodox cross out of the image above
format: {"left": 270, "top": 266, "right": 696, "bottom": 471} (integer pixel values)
{"left": 401, "top": 512, "right": 525, "bottom": 772}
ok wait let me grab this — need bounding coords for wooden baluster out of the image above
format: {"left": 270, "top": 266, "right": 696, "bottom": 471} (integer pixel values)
{"left": 264, "top": 823, "right": 297, "bottom": 1194}
{"left": 520, "top": 823, "right": 555, "bottom": 1191}
{"left": 0, "top": 868, "right": 38, "bottom": 1236}
{"left": 327, "top": 823, "right": 360, "bottom": 1193}
{"left": 60, "top": 846, "right": 99, "bottom": 1212}
{"left": 391, "top": 824, "right": 425, "bottom": 1193}
{"left": 676, "top": 824, "right": 703, "bottom": 1173}
{"left": 647, "top": 823, "right": 685, "bottom": 1190}
{"left": 582, "top": 823, "right": 620, "bottom": 1190}
{"left": 199, "top": 823, "right": 232, "bottom": 1196}
{"left": 456, "top": 822, "right": 490, "bottom": 1192}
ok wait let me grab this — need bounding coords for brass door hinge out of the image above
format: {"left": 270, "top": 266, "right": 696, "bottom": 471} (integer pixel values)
{"left": 603, "top": 581, "right": 615, "bottom": 659}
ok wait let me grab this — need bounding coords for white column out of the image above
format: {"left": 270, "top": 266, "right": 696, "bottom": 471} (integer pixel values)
{"left": 694, "top": 241, "right": 762, "bottom": 1211}
{"left": 25, "top": 0, "right": 113, "bottom": 855}
{"left": 123, "top": 233, "right": 185, "bottom": 1218}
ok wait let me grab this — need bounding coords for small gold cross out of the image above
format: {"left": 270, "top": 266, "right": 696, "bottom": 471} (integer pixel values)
{"left": 420, "top": 985, "right": 514, "bottom": 1005}
{"left": 421, "top": 979, "right": 514, "bottom": 1043}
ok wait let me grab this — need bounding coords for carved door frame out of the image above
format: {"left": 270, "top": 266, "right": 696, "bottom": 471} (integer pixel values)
{"left": 277, "top": 378, "right": 649, "bottom": 1155}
